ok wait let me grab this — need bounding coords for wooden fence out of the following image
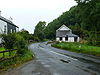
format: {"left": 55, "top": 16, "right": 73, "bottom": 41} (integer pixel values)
{"left": 0, "top": 49, "right": 18, "bottom": 62}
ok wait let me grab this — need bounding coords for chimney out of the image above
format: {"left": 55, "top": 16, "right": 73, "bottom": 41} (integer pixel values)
{"left": 0, "top": 11, "right": 1, "bottom": 16}
{"left": 9, "top": 17, "right": 13, "bottom": 22}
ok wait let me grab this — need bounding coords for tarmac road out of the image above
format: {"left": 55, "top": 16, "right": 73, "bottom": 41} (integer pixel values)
{"left": 1, "top": 42, "right": 100, "bottom": 75}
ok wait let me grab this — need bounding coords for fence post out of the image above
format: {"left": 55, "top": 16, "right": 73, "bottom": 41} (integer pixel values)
{"left": 9, "top": 50, "right": 11, "bottom": 57}
{"left": 3, "top": 52, "right": 5, "bottom": 58}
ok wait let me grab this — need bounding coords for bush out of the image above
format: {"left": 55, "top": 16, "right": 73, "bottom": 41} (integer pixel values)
{"left": 1, "top": 33, "right": 16, "bottom": 49}
{"left": 0, "top": 32, "right": 33, "bottom": 72}
{"left": 1, "top": 33, "right": 28, "bottom": 55}
{"left": 14, "top": 34, "right": 28, "bottom": 55}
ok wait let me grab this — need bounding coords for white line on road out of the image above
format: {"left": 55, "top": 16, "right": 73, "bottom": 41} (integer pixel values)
{"left": 44, "top": 65, "right": 50, "bottom": 68}
{"left": 50, "top": 51, "right": 77, "bottom": 61}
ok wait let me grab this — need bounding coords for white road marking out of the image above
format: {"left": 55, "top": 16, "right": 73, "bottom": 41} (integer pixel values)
{"left": 53, "top": 73, "right": 61, "bottom": 75}
{"left": 41, "top": 62, "right": 45, "bottom": 65}
{"left": 50, "top": 51, "right": 77, "bottom": 61}
{"left": 44, "top": 65, "right": 50, "bottom": 67}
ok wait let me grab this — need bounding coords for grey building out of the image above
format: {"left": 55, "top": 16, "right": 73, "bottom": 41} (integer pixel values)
{"left": 0, "top": 11, "right": 19, "bottom": 43}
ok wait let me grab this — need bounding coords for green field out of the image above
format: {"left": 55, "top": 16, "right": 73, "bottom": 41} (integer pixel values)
{"left": 0, "top": 48, "right": 16, "bottom": 58}
{"left": 0, "top": 48, "right": 5, "bottom": 51}
{"left": 52, "top": 42, "right": 100, "bottom": 56}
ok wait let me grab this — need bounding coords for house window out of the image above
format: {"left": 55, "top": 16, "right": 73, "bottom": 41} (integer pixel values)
{"left": 60, "top": 37, "right": 62, "bottom": 41}
{"left": 14, "top": 30, "right": 16, "bottom": 32}
{"left": 74, "top": 37, "right": 78, "bottom": 42}
{"left": 11, "top": 29, "right": 13, "bottom": 33}
{"left": 4, "top": 25, "right": 6, "bottom": 34}
{"left": 65, "top": 35, "right": 68, "bottom": 41}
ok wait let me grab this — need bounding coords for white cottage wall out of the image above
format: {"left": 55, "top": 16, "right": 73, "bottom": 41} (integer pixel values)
{"left": 62, "top": 37, "right": 65, "bottom": 41}
{"left": 0, "top": 20, "right": 7, "bottom": 43}
{"left": 56, "top": 37, "right": 60, "bottom": 41}
{"left": 68, "top": 37, "right": 74, "bottom": 42}
{"left": 77, "top": 37, "right": 80, "bottom": 42}
{"left": 0, "top": 20, "right": 7, "bottom": 34}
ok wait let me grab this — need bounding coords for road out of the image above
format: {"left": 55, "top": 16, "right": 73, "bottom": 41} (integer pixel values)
{"left": 1, "top": 42, "right": 100, "bottom": 75}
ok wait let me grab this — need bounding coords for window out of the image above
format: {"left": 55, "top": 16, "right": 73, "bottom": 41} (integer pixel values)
{"left": 60, "top": 37, "right": 62, "bottom": 41}
{"left": 65, "top": 35, "right": 68, "bottom": 41}
{"left": 11, "top": 29, "right": 13, "bottom": 33}
{"left": 4, "top": 25, "right": 6, "bottom": 34}
{"left": 14, "top": 30, "right": 16, "bottom": 32}
{"left": 74, "top": 37, "right": 78, "bottom": 42}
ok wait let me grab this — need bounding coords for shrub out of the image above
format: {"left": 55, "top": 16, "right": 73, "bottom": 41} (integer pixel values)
{"left": 14, "top": 34, "right": 28, "bottom": 55}
{"left": 1, "top": 33, "right": 16, "bottom": 49}
{"left": 1, "top": 33, "right": 28, "bottom": 55}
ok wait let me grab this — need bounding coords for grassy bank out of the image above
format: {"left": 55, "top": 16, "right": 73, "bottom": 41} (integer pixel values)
{"left": 0, "top": 49, "right": 33, "bottom": 72}
{"left": 0, "top": 48, "right": 5, "bottom": 51}
{"left": 0, "top": 48, "right": 17, "bottom": 58}
{"left": 0, "top": 31, "right": 35, "bottom": 73}
{"left": 52, "top": 42, "right": 100, "bottom": 56}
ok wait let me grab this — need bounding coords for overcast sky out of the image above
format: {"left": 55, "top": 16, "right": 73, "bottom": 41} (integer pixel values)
{"left": 0, "top": 0, "right": 77, "bottom": 33}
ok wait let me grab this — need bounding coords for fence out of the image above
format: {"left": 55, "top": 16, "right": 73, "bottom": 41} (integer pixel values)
{"left": 0, "top": 49, "right": 18, "bottom": 62}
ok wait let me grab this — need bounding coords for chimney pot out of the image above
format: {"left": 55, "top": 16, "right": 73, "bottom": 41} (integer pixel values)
{"left": 0, "top": 11, "right": 1, "bottom": 16}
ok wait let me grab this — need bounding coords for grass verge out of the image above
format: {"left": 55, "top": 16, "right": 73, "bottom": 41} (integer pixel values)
{"left": 0, "top": 48, "right": 5, "bottom": 51}
{"left": 52, "top": 42, "right": 100, "bottom": 56}
{"left": 0, "top": 50, "right": 33, "bottom": 72}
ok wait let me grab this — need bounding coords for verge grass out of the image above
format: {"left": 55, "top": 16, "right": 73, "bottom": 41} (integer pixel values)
{"left": 0, "top": 48, "right": 16, "bottom": 58}
{"left": 0, "top": 48, "right": 5, "bottom": 51}
{"left": 0, "top": 49, "right": 33, "bottom": 72}
{"left": 52, "top": 42, "right": 100, "bottom": 56}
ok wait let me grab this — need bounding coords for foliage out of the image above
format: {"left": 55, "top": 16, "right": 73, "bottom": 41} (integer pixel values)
{"left": 0, "top": 49, "right": 17, "bottom": 58}
{"left": 14, "top": 33, "right": 27, "bottom": 55}
{"left": 35, "top": 0, "right": 100, "bottom": 46}
{"left": 52, "top": 42, "right": 100, "bottom": 56}
{"left": 0, "top": 31, "right": 34, "bottom": 72}
{"left": 32, "top": 36, "right": 40, "bottom": 42}
{"left": 18, "top": 29, "right": 31, "bottom": 41}
{"left": 1, "top": 33, "right": 27, "bottom": 55}
{"left": 34, "top": 21, "right": 46, "bottom": 41}
{"left": 0, "top": 50, "right": 33, "bottom": 72}
{"left": 44, "top": 6, "right": 79, "bottom": 39}
{"left": 1, "top": 33, "right": 16, "bottom": 49}
{"left": 0, "top": 47, "right": 5, "bottom": 51}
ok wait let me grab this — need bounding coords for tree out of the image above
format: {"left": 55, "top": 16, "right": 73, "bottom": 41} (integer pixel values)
{"left": 44, "top": 6, "right": 79, "bottom": 39}
{"left": 34, "top": 21, "right": 46, "bottom": 40}
{"left": 18, "top": 29, "right": 30, "bottom": 41}
{"left": 1, "top": 33, "right": 16, "bottom": 49}
{"left": 74, "top": 0, "right": 91, "bottom": 4}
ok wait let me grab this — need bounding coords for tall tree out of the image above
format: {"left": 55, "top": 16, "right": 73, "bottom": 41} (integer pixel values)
{"left": 34, "top": 21, "right": 46, "bottom": 40}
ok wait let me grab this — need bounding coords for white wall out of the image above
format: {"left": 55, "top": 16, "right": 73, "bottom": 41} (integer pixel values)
{"left": 16, "top": 27, "right": 19, "bottom": 32}
{"left": 56, "top": 37, "right": 59, "bottom": 41}
{"left": 62, "top": 37, "right": 65, "bottom": 41}
{"left": 77, "top": 37, "right": 80, "bottom": 42}
{"left": 0, "top": 20, "right": 7, "bottom": 34}
{"left": 0, "top": 20, "right": 7, "bottom": 43}
{"left": 68, "top": 37, "right": 74, "bottom": 42}
{"left": 56, "top": 37, "right": 76, "bottom": 42}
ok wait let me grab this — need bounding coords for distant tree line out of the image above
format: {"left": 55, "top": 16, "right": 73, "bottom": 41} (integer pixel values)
{"left": 34, "top": 0, "right": 100, "bottom": 46}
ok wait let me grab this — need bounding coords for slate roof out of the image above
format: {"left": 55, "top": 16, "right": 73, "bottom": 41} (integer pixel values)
{"left": 67, "top": 33, "right": 78, "bottom": 37}
{"left": 56, "top": 25, "right": 78, "bottom": 37}
{"left": 56, "top": 31, "right": 78, "bottom": 37}
{"left": 0, "top": 16, "right": 19, "bottom": 28}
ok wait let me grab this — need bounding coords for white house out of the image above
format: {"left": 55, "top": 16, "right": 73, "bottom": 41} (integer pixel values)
{"left": 0, "top": 11, "right": 19, "bottom": 43}
{"left": 56, "top": 25, "right": 79, "bottom": 42}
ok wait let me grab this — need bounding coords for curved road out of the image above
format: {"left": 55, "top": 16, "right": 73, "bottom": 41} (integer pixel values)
{"left": 1, "top": 42, "right": 100, "bottom": 75}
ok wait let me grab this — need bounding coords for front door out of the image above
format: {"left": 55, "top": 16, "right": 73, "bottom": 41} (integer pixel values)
{"left": 60, "top": 37, "right": 62, "bottom": 41}
{"left": 74, "top": 37, "right": 77, "bottom": 42}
